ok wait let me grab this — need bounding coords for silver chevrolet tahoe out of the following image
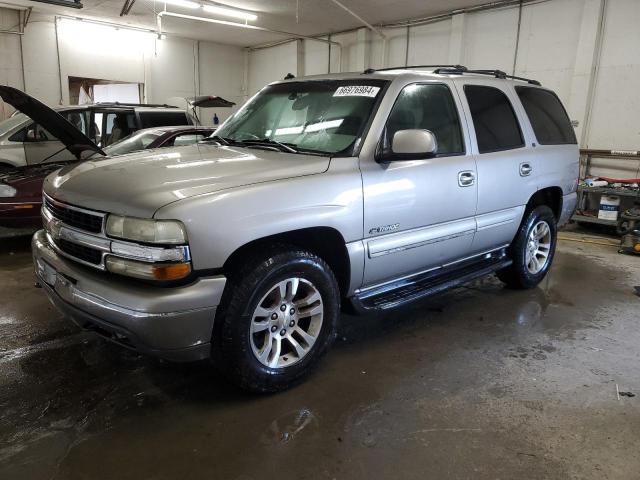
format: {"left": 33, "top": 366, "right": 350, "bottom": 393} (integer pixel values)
{"left": 9, "top": 66, "right": 580, "bottom": 392}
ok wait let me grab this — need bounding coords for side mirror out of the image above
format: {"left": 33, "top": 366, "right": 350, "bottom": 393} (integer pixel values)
{"left": 391, "top": 129, "right": 437, "bottom": 158}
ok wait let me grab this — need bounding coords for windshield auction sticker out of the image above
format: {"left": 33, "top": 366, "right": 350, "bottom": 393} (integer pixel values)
{"left": 333, "top": 86, "right": 380, "bottom": 97}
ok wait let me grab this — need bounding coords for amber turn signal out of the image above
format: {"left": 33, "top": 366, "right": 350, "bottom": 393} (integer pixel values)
{"left": 152, "top": 262, "right": 192, "bottom": 280}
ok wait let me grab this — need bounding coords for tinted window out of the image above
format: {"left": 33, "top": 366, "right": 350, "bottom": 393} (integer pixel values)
{"left": 464, "top": 85, "right": 524, "bottom": 153}
{"left": 9, "top": 123, "right": 55, "bottom": 143}
{"left": 385, "top": 84, "right": 464, "bottom": 155}
{"left": 139, "top": 111, "right": 189, "bottom": 129}
{"left": 60, "top": 110, "right": 91, "bottom": 137}
{"left": 515, "top": 87, "right": 576, "bottom": 145}
{"left": 104, "top": 112, "right": 137, "bottom": 146}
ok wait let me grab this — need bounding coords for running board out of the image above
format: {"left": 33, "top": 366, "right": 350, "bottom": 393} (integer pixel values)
{"left": 351, "top": 250, "right": 512, "bottom": 313}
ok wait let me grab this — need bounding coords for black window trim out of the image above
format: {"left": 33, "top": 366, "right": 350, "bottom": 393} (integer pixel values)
{"left": 463, "top": 83, "right": 526, "bottom": 155}
{"left": 378, "top": 81, "right": 468, "bottom": 160}
{"left": 514, "top": 85, "right": 577, "bottom": 146}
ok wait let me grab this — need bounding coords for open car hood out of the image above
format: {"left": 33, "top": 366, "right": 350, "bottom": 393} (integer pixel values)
{"left": 0, "top": 85, "right": 105, "bottom": 158}
{"left": 189, "top": 95, "right": 235, "bottom": 108}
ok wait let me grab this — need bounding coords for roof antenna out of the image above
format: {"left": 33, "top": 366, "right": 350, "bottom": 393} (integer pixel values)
{"left": 284, "top": 73, "right": 295, "bottom": 79}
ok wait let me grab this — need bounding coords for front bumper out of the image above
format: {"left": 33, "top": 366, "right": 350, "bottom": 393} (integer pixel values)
{"left": 32, "top": 229, "right": 226, "bottom": 362}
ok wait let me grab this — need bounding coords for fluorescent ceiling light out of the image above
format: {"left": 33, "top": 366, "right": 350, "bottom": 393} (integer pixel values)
{"left": 163, "top": 0, "right": 200, "bottom": 9}
{"left": 202, "top": 4, "right": 257, "bottom": 21}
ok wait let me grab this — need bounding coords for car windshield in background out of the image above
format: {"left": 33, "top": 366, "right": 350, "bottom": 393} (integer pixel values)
{"left": 215, "top": 80, "right": 388, "bottom": 156}
{"left": 104, "top": 129, "right": 164, "bottom": 156}
{"left": 0, "top": 113, "right": 28, "bottom": 137}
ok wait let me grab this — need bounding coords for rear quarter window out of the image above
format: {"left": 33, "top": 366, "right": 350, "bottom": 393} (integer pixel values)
{"left": 138, "top": 111, "right": 190, "bottom": 129}
{"left": 464, "top": 85, "right": 524, "bottom": 154}
{"left": 515, "top": 87, "right": 577, "bottom": 145}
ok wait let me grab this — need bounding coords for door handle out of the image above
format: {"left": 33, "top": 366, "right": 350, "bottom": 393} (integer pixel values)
{"left": 519, "top": 162, "right": 533, "bottom": 176}
{"left": 458, "top": 171, "right": 475, "bottom": 187}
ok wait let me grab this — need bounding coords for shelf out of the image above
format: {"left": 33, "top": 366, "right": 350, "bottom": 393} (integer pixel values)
{"left": 578, "top": 186, "right": 640, "bottom": 198}
{"left": 571, "top": 214, "right": 617, "bottom": 226}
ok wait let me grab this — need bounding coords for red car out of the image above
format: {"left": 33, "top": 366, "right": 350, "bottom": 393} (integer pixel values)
{"left": 0, "top": 86, "right": 221, "bottom": 232}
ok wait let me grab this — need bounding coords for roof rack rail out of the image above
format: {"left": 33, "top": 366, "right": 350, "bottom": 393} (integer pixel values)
{"left": 363, "top": 65, "right": 468, "bottom": 74}
{"left": 93, "top": 102, "right": 180, "bottom": 108}
{"left": 432, "top": 67, "right": 541, "bottom": 86}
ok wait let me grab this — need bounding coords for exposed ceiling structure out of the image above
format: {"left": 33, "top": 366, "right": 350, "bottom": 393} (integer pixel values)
{"left": 3, "top": 0, "right": 507, "bottom": 46}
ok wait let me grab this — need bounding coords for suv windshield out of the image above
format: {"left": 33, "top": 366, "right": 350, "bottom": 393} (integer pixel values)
{"left": 215, "top": 80, "right": 388, "bottom": 155}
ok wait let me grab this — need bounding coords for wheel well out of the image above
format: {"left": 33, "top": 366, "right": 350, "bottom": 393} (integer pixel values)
{"left": 526, "top": 187, "right": 562, "bottom": 220}
{"left": 223, "top": 227, "right": 351, "bottom": 297}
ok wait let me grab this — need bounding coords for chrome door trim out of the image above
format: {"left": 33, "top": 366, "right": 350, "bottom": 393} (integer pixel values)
{"left": 367, "top": 218, "right": 476, "bottom": 258}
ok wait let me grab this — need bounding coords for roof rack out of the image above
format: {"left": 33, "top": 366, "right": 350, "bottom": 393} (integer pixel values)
{"left": 432, "top": 67, "right": 541, "bottom": 86}
{"left": 93, "top": 102, "right": 180, "bottom": 108}
{"left": 363, "top": 65, "right": 468, "bottom": 74}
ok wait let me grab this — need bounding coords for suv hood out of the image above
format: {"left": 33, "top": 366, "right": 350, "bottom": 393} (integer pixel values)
{"left": 43, "top": 144, "right": 330, "bottom": 217}
{"left": 0, "top": 86, "right": 105, "bottom": 158}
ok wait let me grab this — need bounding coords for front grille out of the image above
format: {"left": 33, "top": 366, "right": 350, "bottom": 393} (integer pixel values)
{"left": 56, "top": 238, "right": 103, "bottom": 265}
{"left": 44, "top": 198, "right": 103, "bottom": 233}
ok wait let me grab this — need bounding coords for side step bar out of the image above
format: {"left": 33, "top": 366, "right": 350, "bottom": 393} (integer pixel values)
{"left": 351, "top": 250, "right": 512, "bottom": 313}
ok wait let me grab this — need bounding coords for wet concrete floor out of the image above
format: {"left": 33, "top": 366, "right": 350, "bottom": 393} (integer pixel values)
{"left": 0, "top": 231, "right": 639, "bottom": 479}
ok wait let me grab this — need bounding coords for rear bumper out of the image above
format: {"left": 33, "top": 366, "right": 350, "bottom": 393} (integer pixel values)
{"left": 559, "top": 192, "right": 577, "bottom": 227}
{"left": 32, "top": 229, "right": 226, "bottom": 362}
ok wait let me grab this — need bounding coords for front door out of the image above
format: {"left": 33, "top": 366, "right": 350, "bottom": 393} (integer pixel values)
{"left": 361, "top": 82, "right": 478, "bottom": 287}
{"left": 22, "top": 123, "right": 72, "bottom": 165}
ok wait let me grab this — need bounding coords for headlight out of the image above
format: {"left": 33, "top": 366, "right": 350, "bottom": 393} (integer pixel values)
{"left": 105, "top": 256, "right": 191, "bottom": 281}
{"left": 0, "top": 184, "right": 17, "bottom": 197}
{"left": 106, "top": 215, "right": 187, "bottom": 244}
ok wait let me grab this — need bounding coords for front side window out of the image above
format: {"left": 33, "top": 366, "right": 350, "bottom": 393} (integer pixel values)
{"left": 215, "top": 80, "right": 388, "bottom": 155}
{"left": 383, "top": 83, "right": 464, "bottom": 156}
{"left": 515, "top": 86, "right": 576, "bottom": 145}
{"left": 61, "top": 110, "right": 91, "bottom": 137}
{"left": 464, "top": 85, "right": 524, "bottom": 153}
{"left": 104, "top": 112, "right": 136, "bottom": 146}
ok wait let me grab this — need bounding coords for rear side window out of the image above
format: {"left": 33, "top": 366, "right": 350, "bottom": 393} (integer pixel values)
{"left": 515, "top": 87, "right": 576, "bottom": 145}
{"left": 464, "top": 85, "right": 524, "bottom": 153}
{"left": 139, "top": 111, "right": 189, "bottom": 129}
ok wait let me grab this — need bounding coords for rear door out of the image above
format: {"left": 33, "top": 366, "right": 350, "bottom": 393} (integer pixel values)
{"left": 455, "top": 80, "right": 538, "bottom": 254}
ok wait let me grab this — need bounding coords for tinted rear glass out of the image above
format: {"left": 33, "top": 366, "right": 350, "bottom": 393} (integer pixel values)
{"left": 515, "top": 87, "right": 576, "bottom": 145}
{"left": 464, "top": 85, "right": 524, "bottom": 153}
{"left": 139, "top": 111, "right": 189, "bottom": 129}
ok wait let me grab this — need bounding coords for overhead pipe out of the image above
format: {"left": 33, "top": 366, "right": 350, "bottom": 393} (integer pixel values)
{"left": 328, "top": 0, "right": 386, "bottom": 39}
{"left": 158, "top": 10, "right": 342, "bottom": 49}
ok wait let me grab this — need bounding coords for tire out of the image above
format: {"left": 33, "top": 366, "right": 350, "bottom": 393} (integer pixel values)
{"left": 212, "top": 244, "right": 340, "bottom": 393}
{"left": 497, "top": 205, "right": 557, "bottom": 289}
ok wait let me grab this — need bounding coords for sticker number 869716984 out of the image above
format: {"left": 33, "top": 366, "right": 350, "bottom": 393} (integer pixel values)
{"left": 333, "top": 86, "right": 380, "bottom": 98}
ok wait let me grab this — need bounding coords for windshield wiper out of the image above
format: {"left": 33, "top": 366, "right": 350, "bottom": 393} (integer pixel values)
{"left": 239, "top": 138, "right": 298, "bottom": 154}
{"left": 204, "top": 135, "right": 231, "bottom": 145}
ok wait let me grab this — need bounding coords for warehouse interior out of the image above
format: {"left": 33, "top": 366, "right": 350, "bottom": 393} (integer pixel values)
{"left": 1, "top": 0, "right": 639, "bottom": 478}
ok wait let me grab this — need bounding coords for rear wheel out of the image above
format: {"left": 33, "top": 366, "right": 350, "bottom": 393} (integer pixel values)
{"left": 497, "top": 205, "right": 557, "bottom": 289}
{"left": 213, "top": 245, "right": 340, "bottom": 393}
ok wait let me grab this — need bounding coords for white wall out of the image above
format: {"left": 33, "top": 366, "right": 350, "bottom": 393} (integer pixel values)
{"left": 247, "top": 0, "right": 640, "bottom": 155}
{"left": 0, "top": 9, "right": 24, "bottom": 118}
{"left": 0, "top": 11, "right": 245, "bottom": 126}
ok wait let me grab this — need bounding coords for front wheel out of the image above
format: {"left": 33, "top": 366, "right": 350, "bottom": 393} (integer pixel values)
{"left": 212, "top": 245, "right": 340, "bottom": 393}
{"left": 497, "top": 205, "right": 557, "bottom": 289}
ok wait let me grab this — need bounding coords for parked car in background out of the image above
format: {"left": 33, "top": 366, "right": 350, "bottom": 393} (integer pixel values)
{"left": 0, "top": 101, "right": 193, "bottom": 171}
{"left": 0, "top": 123, "right": 215, "bottom": 230}
{"left": 103, "top": 125, "right": 215, "bottom": 157}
